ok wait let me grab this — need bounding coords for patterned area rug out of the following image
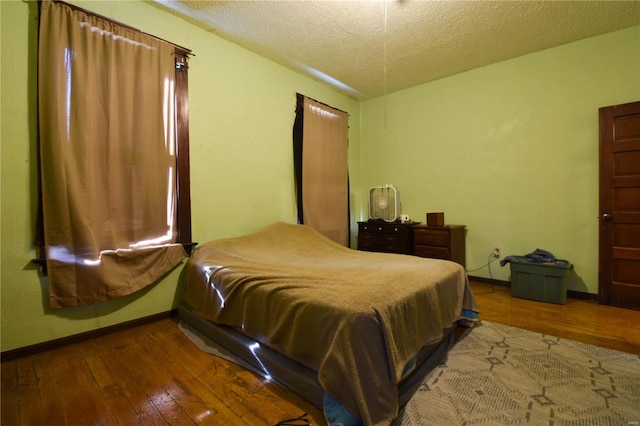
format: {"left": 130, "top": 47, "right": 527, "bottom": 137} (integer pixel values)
{"left": 398, "top": 321, "right": 640, "bottom": 425}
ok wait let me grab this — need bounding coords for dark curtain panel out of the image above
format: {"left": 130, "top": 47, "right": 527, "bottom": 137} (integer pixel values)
{"left": 293, "top": 93, "right": 305, "bottom": 224}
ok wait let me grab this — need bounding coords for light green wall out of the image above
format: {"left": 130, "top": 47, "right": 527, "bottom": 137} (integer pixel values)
{"left": 2, "top": 0, "right": 637, "bottom": 352}
{"left": 360, "top": 26, "right": 640, "bottom": 293}
{"left": 0, "top": 0, "right": 360, "bottom": 352}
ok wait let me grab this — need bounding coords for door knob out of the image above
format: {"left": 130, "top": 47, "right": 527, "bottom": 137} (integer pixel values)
{"left": 602, "top": 213, "right": 611, "bottom": 223}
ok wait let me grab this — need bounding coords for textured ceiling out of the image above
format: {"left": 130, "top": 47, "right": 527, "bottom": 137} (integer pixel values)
{"left": 151, "top": 1, "right": 640, "bottom": 100}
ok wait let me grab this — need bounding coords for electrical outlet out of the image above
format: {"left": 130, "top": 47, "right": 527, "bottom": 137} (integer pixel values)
{"left": 493, "top": 248, "right": 501, "bottom": 258}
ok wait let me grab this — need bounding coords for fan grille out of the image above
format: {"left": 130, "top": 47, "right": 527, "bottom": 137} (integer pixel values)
{"left": 369, "top": 185, "right": 400, "bottom": 222}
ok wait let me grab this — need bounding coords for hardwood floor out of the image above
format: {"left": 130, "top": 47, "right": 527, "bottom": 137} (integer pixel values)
{"left": 1, "top": 317, "right": 326, "bottom": 426}
{"left": 3, "top": 280, "right": 640, "bottom": 425}
{"left": 470, "top": 281, "right": 640, "bottom": 355}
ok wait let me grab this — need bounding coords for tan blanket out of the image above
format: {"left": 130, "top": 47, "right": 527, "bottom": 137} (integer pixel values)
{"left": 183, "top": 222, "right": 477, "bottom": 425}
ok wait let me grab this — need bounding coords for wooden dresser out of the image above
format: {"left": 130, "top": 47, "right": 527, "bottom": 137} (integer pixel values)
{"left": 357, "top": 221, "right": 413, "bottom": 255}
{"left": 412, "top": 225, "right": 466, "bottom": 266}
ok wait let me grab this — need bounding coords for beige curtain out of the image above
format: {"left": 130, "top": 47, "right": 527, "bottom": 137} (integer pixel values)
{"left": 301, "top": 97, "right": 350, "bottom": 246}
{"left": 38, "top": 0, "right": 187, "bottom": 308}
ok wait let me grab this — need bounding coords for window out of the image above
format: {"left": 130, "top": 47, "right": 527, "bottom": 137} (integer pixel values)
{"left": 35, "top": 0, "right": 193, "bottom": 308}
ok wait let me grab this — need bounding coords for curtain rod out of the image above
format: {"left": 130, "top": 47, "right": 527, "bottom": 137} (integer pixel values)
{"left": 43, "top": 0, "right": 194, "bottom": 57}
{"left": 296, "top": 93, "right": 349, "bottom": 116}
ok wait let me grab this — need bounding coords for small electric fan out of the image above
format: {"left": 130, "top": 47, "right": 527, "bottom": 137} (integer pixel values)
{"left": 369, "top": 185, "right": 400, "bottom": 222}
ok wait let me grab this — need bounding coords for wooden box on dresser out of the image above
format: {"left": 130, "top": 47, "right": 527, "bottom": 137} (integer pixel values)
{"left": 412, "top": 225, "right": 466, "bottom": 266}
{"left": 357, "top": 221, "right": 413, "bottom": 255}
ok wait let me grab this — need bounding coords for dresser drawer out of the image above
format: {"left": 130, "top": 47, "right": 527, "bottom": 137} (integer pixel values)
{"left": 413, "top": 228, "right": 450, "bottom": 247}
{"left": 359, "top": 233, "right": 406, "bottom": 246}
{"left": 359, "top": 239, "right": 408, "bottom": 253}
{"left": 414, "top": 245, "right": 450, "bottom": 260}
{"left": 359, "top": 222, "right": 410, "bottom": 236}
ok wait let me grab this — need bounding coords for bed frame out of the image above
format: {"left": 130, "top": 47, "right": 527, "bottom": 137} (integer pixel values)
{"left": 178, "top": 305, "right": 457, "bottom": 417}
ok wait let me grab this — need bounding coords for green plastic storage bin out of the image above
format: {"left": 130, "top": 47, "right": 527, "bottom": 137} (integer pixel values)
{"left": 509, "top": 260, "right": 573, "bottom": 304}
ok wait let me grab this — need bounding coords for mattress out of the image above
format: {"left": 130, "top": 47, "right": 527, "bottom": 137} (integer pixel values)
{"left": 178, "top": 307, "right": 457, "bottom": 426}
{"left": 182, "top": 222, "right": 478, "bottom": 425}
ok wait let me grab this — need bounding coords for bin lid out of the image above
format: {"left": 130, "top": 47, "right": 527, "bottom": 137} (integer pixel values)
{"left": 509, "top": 259, "right": 573, "bottom": 269}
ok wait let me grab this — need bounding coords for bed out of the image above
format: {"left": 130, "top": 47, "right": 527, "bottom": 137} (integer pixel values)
{"left": 180, "top": 222, "right": 478, "bottom": 425}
